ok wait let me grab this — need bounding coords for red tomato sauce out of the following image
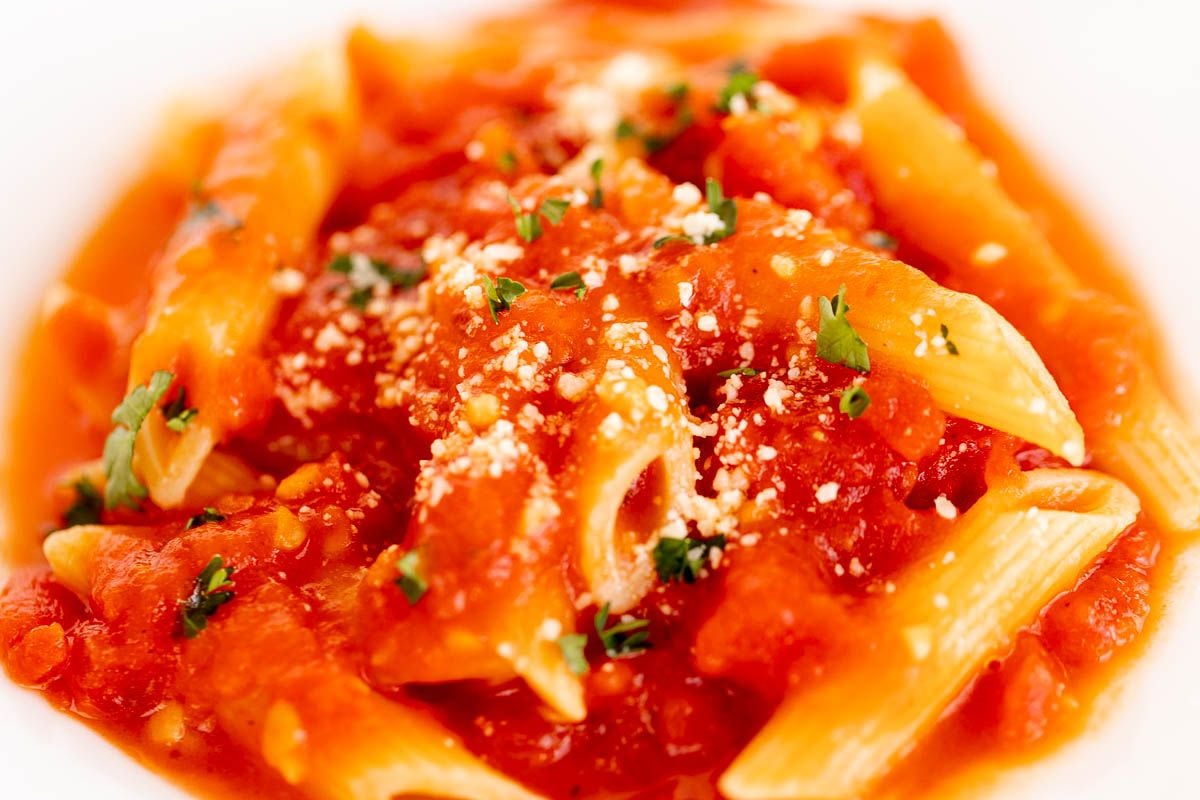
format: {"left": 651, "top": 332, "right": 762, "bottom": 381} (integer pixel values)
{"left": 0, "top": 3, "right": 1171, "bottom": 799}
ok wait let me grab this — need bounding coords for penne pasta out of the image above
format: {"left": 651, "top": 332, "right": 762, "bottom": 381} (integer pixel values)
{"left": 128, "top": 47, "right": 359, "bottom": 508}
{"left": 688, "top": 204, "right": 1086, "bottom": 464}
{"left": 2, "top": 4, "right": 1193, "bottom": 798}
{"left": 1089, "top": 383, "right": 1200, "bottom": 535}
{"left": 850, "top": 59, "right": 1200, "bottom": 535}
{"left": 720, "top": 468, "right": 1139, "bottom": 799}
{"left": 567, "top": 324, "right": 697, "bottom": 614}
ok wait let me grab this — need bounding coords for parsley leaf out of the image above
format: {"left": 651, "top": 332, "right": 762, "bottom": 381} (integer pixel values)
{"left": 653, "top": 534, "right": 726, "bottom": 583}
{"left": 589, "top": 158, "right": 604, "bottom": 208}
{"left": 482, "top": 275, "right": 527, "bottom": 324}
{"left": 328, "top": 252, "right": 427, "bottom": 309}
{"left": 594, "top": 603, "right": 650, "bottom": 657}
{"left": 184, "top": 199, "right": 243, "bottom": 232}
{"left": 665, "top": 81, "right": 690, "bottom": 103}
{"left": 103, "top": 370, "right": 174, "bottom": 510}
{"left": 615, "top": 119, "right": 638, "bottom": 140}
{"left": 550, "top": 271, "right": 587, "bottom": 300}
{"left": 557, "top": 633, "right": 589, "bottom": 675}
{"left": 179, "top": 555, "right": 236, "bottom": 639}
{"left": 816, "top": 286, "right": 870, "bottom": 373}
{"left": 395, "top": 550, "right": 428, "bottom": 605}
{"left": 704, "top": 178, "right": 737, "bottom": 244}
{"left": 162, "top": 387, "right": 197, "bottom": 432}
{"left": 940, "top": 323, "right": 960, "bottom": 356}
{"left": 839, "top": 385, "right": 871, "bottom": 419}
{"left": 185, "top": 507, "right": 226, "bottom": 530}
{"left": 863, "top": 230, "right": 898, "bottom": 250}
{"left": 656, "top": 178, "right": 737, "bottom": 247}
{"left": 62, "top": 477, "right": 103, "bottom": 528}
{"left": 497, "top": 150, "right": 517, "bottom": 174}
{"left": 716, "top": 367, "right": 758, "bottom": 378}
{"left": 539, "top": 198, "right": 571, "bottom": 226}
{"left": 716, "top": 63, "right": 759, "bottom": 113}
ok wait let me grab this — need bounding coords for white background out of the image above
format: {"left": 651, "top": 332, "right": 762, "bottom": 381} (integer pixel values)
{"left": 0, "top": 1, "right": 1197, "bottom": 797}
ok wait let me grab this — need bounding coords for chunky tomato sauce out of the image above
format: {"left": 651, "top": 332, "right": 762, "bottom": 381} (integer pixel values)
{"left": 0, "top": 2, "right": 1172, "bottom": 799}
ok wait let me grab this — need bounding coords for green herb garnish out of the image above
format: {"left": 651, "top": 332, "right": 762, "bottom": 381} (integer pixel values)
{"left": 716, "top": 63, "right": 759, "bottom": 113}
{"left": 162, "top": 387, "right": 197, "bottom": 433}
{"left": 539, "top": 197, "right": 571, "bottom": 225}
{"left": 550, "top": 271, "right": 587, "bottom": 300}
{"left": 557, "top": 633, "right": 589, "bottom": 675}
{"left": 594, "top": 603, "right": 650, "bottom": 657}
{"left": 653, "top": 534, "right": 726, "bottom": 583}
{"left": 184, "top": 199, "right": 243, "bottom": 232}
{"left": 102, "top": 370, "right": 174, "bottom": 510}
{"left": 816, "top": 286, "right": 870, "bottom": 373}
{"left": 654, "top": 178, "right": 737, "bottom": 248}
{"left": 62, "top": 477, "right": 103, "bottom": 528}
{"left": 716, "top": 367, "right": 758, "bottom": 378}
{"left": 497, "top": 150, "right": 517, "bottom": 174}
{"left": 185, "top": 507, "right": 226, "bottom": 530}
{"left": 508, "top": 195, "right": 571, "bottom": 243}
{"left": 839, "top": 385, "right": 871, "bottom": 419}
{"left": 482, "top": 275, "right": 526, "bottom": 323}
{"left": 615, "top": 119, "right": 638, "bottom": 140}
{"left": 863, "top": 230, "right": 898, "bottom": 250}
{"left": 395, "top": 550, "right": 428, "bottom": 605}
{"left": 589, "top": 158, "right": 604, "bottom": 208}
{"left": 328, "top": 252, "right": 427, "bottom": 309}
{"left": 940, "top": 324, "right": 959, "bottom": 356}
{"left": 703, "top": 177, "right": 737, "bottom": 244}
{"left": 180, "top": 555, "right": 235, "bottom": 639}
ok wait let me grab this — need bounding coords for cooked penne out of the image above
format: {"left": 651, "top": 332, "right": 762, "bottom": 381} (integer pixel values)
{"left": 851, "top": 59, "right": 1200, "bottom": 535}
{"left": 568, "top": 324, "right": 697, "bottom": 613}
{"left": 720, "top": 469, "right": 1140, "bottom": 799}
{"left": 128, "top": 47, "right": 359, "bottom": 508}
{"left": 1, "top": 4, "right": 1193, "bottom": 799}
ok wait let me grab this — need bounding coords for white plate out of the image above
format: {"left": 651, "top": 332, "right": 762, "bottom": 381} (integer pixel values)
{"left": 1, "top": 0, "right": 1197, "bottom": 797}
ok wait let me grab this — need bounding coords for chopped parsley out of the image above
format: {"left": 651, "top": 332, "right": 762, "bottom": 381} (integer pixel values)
{"left": 653, "top": 177, "right": 738, "bottom": 249}
{"left": 184, "top": 199, "right": 243, "bottom": 232}
{"left": 615, "top": 119, "right": 638, "bottom": 140}
{"left": 497, "top": 150, "right": 517, "bottom": 174}
{"left": 652, "top": 235, "right": 693, "bottom": 249}
{"left": 717, "top": 367, "right": 758, "bottom": 378}
{"left": 179, "top": 555, "right": 235, "bottom": 639}
{"left": 482, "top": 275, "right": 526, "bottom": 323}
{"left": 550, "top": 271, "right": 587, "bottom": 300}
{"left": 863, "top": 230, "right": 898, "bottom": 251}
{"left": 614, "top": 84, "right": 693, "bottom": 154}
{"left": 839, "top": 385, "right": 871, "bottom": 419}
{"left": 589, "top": 158, "right": 604, "bottom": 208}
{"left": 539, "top": 197, "right": 571, "bottom": 225}
{"left": 594, "top": 603, "right": 650, "bottom": 657}
{"left": 940, "top": 323, "right": 960, "bottom": 356}
{"left": 816, "top": 286, "right": 870, "bottom": 373}
{"left": 185, "top": 507, "right": 226, "bottom": 530}
{"left": 508, "top": 195, "right": 572, "bottom": 243}
{"left": 653, "top": 534, "right": 726, "bottom": 583}
{"left": 102, "top": 370, "right": 174, "bottom": 510}
{"left": 62, "top": 477, "right": 103, "bottom": 528}
{"left": 162, "top": 388, "right": 197, "bottom": 432}
{"left": 395, "top": 550, "right": 428, "bottom": 605}
{"left": 556, "top": 633, "right": 590, "bottom": 675}
{"left": 328, "top": 252, "right": 426, "bottom": 309}
{"left": 703, "top": 177, "right": 737, "bottom": 244}
{"left": 716, "top": 63, "right": 759, "bottom": 113}
{"left": 665, "top": 81, "right": 690, "bottom": 103}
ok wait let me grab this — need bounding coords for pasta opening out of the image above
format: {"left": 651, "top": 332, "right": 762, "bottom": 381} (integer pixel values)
{"left": 615, "top": 456, "right": 670, "bottom": 558}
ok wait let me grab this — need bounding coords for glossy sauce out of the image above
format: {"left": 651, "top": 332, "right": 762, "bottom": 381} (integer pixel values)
{"left": 0, "top": 3, "right": 1172, "bottom": 799}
